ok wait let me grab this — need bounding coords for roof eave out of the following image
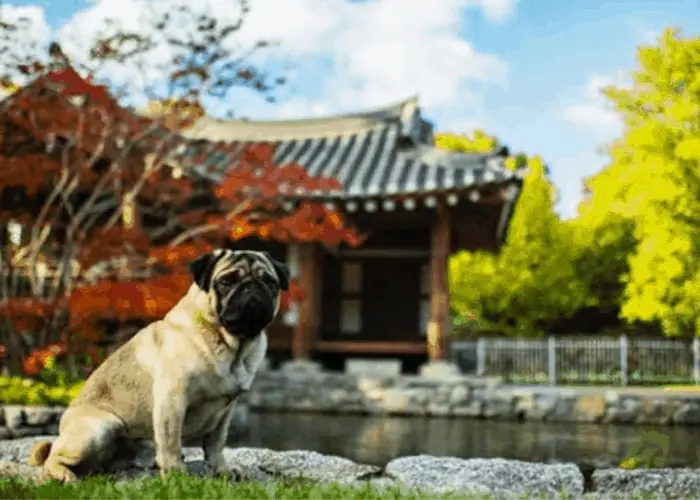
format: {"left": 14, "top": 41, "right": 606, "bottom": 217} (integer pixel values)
{"left": 279, "top": 174, "right": 522, "bottom": 204}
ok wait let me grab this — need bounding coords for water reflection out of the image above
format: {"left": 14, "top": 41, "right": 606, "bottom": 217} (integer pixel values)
{"left": 229, "top": 412, "right": 700, "bottom": 467}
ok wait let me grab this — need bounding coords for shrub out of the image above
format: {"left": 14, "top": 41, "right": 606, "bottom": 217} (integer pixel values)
{"left": 0, "top": 376, "right": 82, "bottom": 406}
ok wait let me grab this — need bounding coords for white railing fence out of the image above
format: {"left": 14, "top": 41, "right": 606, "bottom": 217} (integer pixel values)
{"left": 450, "top": 335, "right": 700, "bottom": 386}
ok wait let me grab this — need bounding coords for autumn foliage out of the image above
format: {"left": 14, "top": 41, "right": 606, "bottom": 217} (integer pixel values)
{"left": 0, "top": 61, "right": 361, "bottom": 377}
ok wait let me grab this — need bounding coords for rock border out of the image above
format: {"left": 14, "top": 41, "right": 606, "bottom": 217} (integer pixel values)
{"left": 1, "top": 436, "right": 699, "bottom": 498}
{"left": 247, "top": 370, "right": 700, "bottom": 425}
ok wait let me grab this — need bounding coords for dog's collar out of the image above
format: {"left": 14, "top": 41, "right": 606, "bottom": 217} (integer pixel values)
{"left": 195, "top": 311, "right": 219, "bottom": 330}
{"left": 195, "top": 311, "right": 245, "bottom": 353}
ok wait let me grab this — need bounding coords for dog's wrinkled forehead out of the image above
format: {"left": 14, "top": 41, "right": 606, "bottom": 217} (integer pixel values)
{"left": 189, "top": 248, "right": 290, "bottom": 292}
{"left": 212, "top": 250, "right": 276, "bottom": 280}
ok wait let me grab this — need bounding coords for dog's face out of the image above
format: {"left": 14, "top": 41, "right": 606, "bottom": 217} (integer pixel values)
{"left": 188, "top": 249, "right": 290, "bottom": 338}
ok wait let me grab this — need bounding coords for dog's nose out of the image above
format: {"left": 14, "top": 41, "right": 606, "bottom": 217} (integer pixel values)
{"left": 243, "top": 295, "right": 270, "bottom": 321}
{"left": 222, "top": 293, "right": 271, "bottom": 324}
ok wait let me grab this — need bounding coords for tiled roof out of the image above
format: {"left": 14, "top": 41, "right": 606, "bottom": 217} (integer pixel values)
{"left": 179, "top": 97, "right": 523, "bottom": 200}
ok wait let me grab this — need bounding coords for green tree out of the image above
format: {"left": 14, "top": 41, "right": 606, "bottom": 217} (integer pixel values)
{"left": 581, "top": 28, "right": 700, "bottom": 336}
{"left": 440, "top": 133, "right": 592, "bottom": 336}
{"left": 565, "top": 212, "right": 636, "bottom": 326}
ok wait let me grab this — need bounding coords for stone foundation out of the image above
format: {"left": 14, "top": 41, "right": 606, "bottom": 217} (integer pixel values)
{"left": 2, "top": 370, "right": 700, "bottom": 438}
{"left": 245, "top": 369, "right": 700, "bottom": 425}
{"left": 0, "top": 406, "right": 61, "bottom": 440}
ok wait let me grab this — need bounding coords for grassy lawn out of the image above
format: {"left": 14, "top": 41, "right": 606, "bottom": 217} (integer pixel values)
{"left": 659, "top": 384, "right": 700, "bottom": 391}
{"left": 0, "top": 475, "right": 665, "bottom": 500}
{"left": 0, "top": 473, "right": 479, "bottom": 500}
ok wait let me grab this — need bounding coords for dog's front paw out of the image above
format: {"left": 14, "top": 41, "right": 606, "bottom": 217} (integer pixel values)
{"left": 157, "top": 456, "right": 187, "bottom": 480}
{"left": 43, "top": 462, "right": 78, "bottom": 484}
{"left": 159, "top": 464, "right": 187, "bottom": 480}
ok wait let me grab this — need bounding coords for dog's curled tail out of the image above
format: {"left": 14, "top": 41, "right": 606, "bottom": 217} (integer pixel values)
{"left": 28, "top": 441, "right": 52, "bottom": 466}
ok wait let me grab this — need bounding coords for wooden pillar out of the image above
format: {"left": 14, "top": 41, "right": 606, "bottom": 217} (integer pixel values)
{"left": 427, "top": 205, "right": 451, "bottom": 361}
{"left": 292, "top": 243, "right": 322, "bottom": 360}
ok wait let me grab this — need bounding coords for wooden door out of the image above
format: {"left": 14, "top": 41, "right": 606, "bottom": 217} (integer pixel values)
{"left": 361, "top": 258, "right": 421, "bottom": 340}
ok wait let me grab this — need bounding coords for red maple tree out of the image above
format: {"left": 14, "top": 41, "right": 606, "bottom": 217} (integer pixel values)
{"left": 0, "top": 60, "right": 361, "bottom": 378}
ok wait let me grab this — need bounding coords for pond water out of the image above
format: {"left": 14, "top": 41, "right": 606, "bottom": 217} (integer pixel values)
{"left": 229, "top": 412, "right": 700, "bottom": 468}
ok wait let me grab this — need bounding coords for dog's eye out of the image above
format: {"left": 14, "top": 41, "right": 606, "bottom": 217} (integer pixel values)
{"left": 217, "top": 275, "right": 236, "bottom": 287}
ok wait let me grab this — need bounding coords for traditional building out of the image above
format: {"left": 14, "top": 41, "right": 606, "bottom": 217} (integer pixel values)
{"left": 178, "top": 98, "right": 524, "bottom": 370}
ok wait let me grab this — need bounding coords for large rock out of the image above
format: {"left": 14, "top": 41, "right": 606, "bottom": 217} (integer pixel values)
{"left": 0, "top": 437, "right": 382, "bottom": 486}
{"left": 592, "top": 467, "right": 700, "bottom": 499}
{"left": 279, "top": 359, "right": 323, "bottom": 373}
{"left": 221, "top": 447, "right": 380, "bottom": 484}
{"left": 2, "top": 406, "right": 25, "bottom": 430}
{"left": 24, "top": 407, "right": 61, "bottom": 427}
{"left": 385, "top": 455, "right": 585, "bottom": 498}
{"left": 418, "top": 361, "right": 461, "bottom": 379}
{"left": 0, "top": 460, "right": 47, "bottom": 482}
{"left": 672, "top": 400, "right": 700, "bottom": 425}
{"left": 604, "top": 395, "right": 645, "bottom": 424}
{"left": 0, "top": 435, "right": 50, "bottom": 464}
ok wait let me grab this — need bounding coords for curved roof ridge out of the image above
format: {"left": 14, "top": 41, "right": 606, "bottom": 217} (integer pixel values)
{"left": 179, "top": 96, "right": 420, "bottom": 142}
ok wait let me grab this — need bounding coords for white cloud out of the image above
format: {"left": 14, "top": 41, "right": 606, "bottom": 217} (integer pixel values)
{"left": 549, "top": 152, "right": 603, "bottom": 220}
{"left": 0, "top": 0, "right": 516, "bottom": 123}
{"left": 560, "top": 72, "right": 629, "bottom": 136}
{"left": 438, "top": 116, "right": 488, "bottom": 135}
{"left": 54, "top": 0, "right": 260, "bottom": 105}
{"left": 470, "top": 0, "right": 519, "bottom": 23}
{"left": 267, "top": 0, "right": 511, "bottom": 115}
{"left": 555, "top": 70, "right": 634, "bottom": 218}
{"left": 0, "top": 4, "right": 51, "bottom": 85}
{"left": 625, "top": 19, "right": 661, "bottom": 46}
{"left": 563, "top": 102, "right": 619, "bottom": 131}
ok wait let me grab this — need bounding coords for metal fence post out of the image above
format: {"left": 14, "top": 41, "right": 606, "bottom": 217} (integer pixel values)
{"left": 693, "top": 337, "right": 700, "bottom": 385}
{"left": 547, "top": 336, "right": 556, "bottom": 386}
{"left": 476, "top": 338, "right": 486, "bottom": 376}
{"left": 620, "top": 334, "right": 628, "bottom": 387}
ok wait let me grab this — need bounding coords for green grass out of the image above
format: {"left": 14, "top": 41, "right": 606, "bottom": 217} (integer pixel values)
{"left": 0, "top": 473, "right": 669, "bottom": 499}
{"left": 0, "top": 473, "right": 481, "bottom": 500}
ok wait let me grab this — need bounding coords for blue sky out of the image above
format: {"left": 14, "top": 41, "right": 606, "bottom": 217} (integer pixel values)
{"left": 4, "top": 0, "right": 700, "bottom": 218}
{"left": 478, "top": 0, "right": 700, "bottom": 216}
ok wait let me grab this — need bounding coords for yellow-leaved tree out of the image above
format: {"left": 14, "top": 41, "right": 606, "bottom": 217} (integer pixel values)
{"left": 442, "top": 132, "right": 594, "bottom": 336}
{"left": 579, "top": 28, "right": 700, "bottom": 337}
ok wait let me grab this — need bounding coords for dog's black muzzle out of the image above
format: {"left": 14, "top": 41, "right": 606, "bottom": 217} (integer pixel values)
{"left": 220, "top": 281, "right": 274, "bottom": 338}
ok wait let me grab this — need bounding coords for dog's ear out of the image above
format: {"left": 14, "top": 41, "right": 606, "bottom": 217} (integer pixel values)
{"left": 262, "top": 252, "right": 290, "bottom": 291}
{"left": 188, "top": 251, "right": 221, "bottom": 291}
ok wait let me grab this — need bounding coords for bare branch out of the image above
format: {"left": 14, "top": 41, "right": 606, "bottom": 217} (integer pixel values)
{"left": 168, "top": 199, "right": 252, "bottom": 247}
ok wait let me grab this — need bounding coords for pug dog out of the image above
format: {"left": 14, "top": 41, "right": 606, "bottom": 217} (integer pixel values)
{"left": 29, "top": 249, "right": 289, "bottom": 482}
